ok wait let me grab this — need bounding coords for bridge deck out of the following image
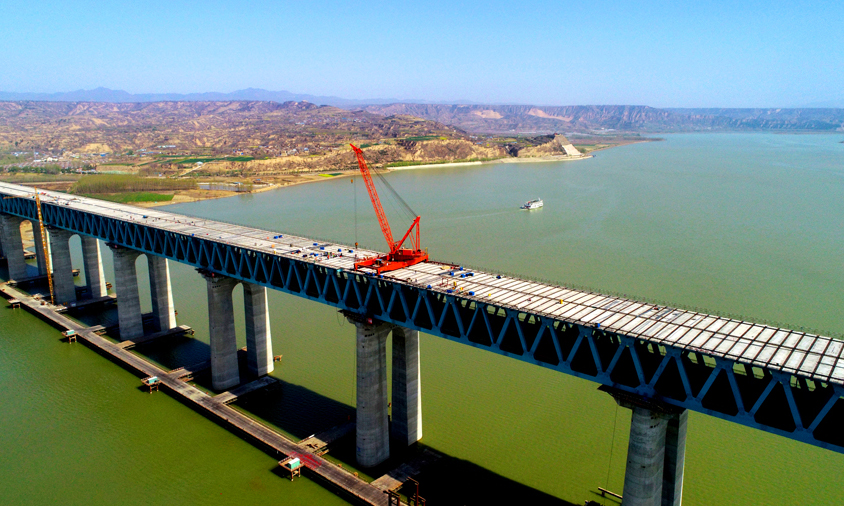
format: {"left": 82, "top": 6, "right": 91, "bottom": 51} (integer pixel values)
{"left": 3, "top": 183, "right": 839, "bottom": 388}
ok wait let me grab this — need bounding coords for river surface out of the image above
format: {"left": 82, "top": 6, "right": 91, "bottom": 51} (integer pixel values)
{"left": 2, "top": 133, "right": 843, "bottom": 505}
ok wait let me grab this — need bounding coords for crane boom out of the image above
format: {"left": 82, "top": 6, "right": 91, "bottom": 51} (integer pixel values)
{"left": 350, "top": 144, "right": 428, "bottom": 274}
{"left": 34, "top": 191, "right": 54, "bottom": 305}
{"left": 351, "top": 144, "right": 395, "bottom": 250}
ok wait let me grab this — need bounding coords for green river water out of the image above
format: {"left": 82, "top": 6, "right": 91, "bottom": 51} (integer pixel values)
{"left": 1, "top": 133, "right": 843, "bottom": 505}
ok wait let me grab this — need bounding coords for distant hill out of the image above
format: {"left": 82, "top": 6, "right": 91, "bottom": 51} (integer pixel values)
{"left": 2, "top": 88, "right": 842, "bottom": 133}
{"left": 362, "top": 104, "right": 844, "bottom": 133}
{"left": 0, "top": 100, "right": 466, "bottom": 153}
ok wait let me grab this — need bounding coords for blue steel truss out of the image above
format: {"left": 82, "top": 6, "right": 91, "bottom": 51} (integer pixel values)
{"left": 2, "top": 194, "right": 844, "bottom": 454}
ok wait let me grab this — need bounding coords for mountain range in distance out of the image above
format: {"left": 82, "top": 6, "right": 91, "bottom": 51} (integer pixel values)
{"left": 0, "top": 87, "right": 474, "bottom": 108}
{"left": 1, "top": 88, "right": 843, "bottom": 133}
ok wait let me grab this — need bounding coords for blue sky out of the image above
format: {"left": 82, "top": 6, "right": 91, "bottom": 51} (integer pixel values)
{"left": 1, "top": 0, "right": 842, "bottom": 107}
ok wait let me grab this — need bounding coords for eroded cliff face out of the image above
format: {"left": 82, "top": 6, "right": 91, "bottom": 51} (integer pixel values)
{"left": 363, "top": 104, "right": 844, "bottom": 133}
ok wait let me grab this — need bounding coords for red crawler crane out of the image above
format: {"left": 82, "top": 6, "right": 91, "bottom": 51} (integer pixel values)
{"left": 350, "top": 144, "right": 428, "bottom": 274}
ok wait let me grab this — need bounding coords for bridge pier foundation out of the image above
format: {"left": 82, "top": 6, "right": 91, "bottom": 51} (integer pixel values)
{"left": 243, "top": 282, "right": 273, "bottom": 377}
{"left": 391, "top": 326, "right": 422, "bottom": 447}
{"left": 109, "top": 245, "right": 144, "bottom": 339}
{"left": 49, "top": 228, "right": 76, "bottom": 304}
{"left": 204, "top": 273, "right": 239, "bottom": 391}
{"left": 81, "top": 236, "right": 107, "bottom": 298}
{"left": 1, "top": 214, "right": 27, "bottom": 279}
{"left": 354, "top": 319, "right": 391, "bottom": 467}
{"left": 148, "top": 256, "right": 176, "bottom": 331}
{"left": 32, "top": 221, "right": 48, "bottom": 276}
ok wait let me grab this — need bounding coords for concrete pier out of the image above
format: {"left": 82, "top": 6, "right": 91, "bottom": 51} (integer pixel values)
{"left": 110, "top": 246, "right": 143, "bottom": 340}
{"left": 622, "top": 406, "right": 668, "bottom": 506}
{"left": 355, "top": 319, "right": 392, "bottom": 467}
{"left": 0, "top": 215, "right": 26, "bottom": 279}
{"left": 204, "top": 273, "right": 240, "bottom": 391}
{"left": 49, "top": 228, "right": 77, "bottom": 304}
{"left": 662, "top": 410, "right": 688, "bottom": 506}
{"left": 32, "top": 221, "right": 48, "bottom": 276}
{"left": 391, "top": 326, "right": 422, "bottom": 447}
{"left": 81, "top": 236, "right": 107, "bottom": 298}
{"left": 243, "top": 282, "right": 273, "bottom": 377}
{"left": 602, "top": 387, "right": 689, "bottom": 506}
{"left": 148, "top": 255, "right": 176, "bottom": 331}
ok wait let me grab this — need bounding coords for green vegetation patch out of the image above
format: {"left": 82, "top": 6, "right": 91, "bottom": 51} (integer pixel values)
{"left": 167, "top": 156, "right": 255, "bottom": 164}
{"left": 72, "top": 174, "right": 196, "bottom": 194}
{"left": 0, "top": 173, "right": 80, "bottom": 183}
{"left": 82, "top": 192, "right": 175, "bottom": 204}
{"left": 384, "top": 157, "right": 502, "bottom": 168}
{"left": 403, "top": 135, "right": 441, "bottom": 142}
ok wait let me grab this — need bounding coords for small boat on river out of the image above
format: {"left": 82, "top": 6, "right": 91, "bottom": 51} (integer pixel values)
{"left": 520, "top": 198, "right": 543, "bottom": 210}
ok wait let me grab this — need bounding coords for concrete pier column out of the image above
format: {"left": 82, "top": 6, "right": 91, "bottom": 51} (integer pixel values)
{"left": 0, "top": 217, "right": 5, "bottom": 258}
{"left": 662, "top": 410, "right": 688, "bottom": 506}
{"left": 148, "top": 255, "right": 176, "bottom": 331}
{"left": 622, "top": 406, "right": 668, "bottom": 506}
{"left": 32, "top": 221, "right": 48, "bottom": 276}
{"left": 110, "top": 245, "right": 143, "bottom": 340}
{"left": 391, "top": 326, "right": 422, "bottom": 447}
{"left": 204, "top": 273, "right": 239, "bottom": 391}
{"left": 353, "top": 319, "right": 392, "bottom": 467}
{"left": 243, "top": 282, "right": 273, "bottom": 377}
{"left": 81, "top": 236, "right": 107, "bottom": 298}
{"left": 0, "top": 215, "right": 27, "bottom": 280}
{"left": 49, "top": 228, "right": 76, "bottom": 304}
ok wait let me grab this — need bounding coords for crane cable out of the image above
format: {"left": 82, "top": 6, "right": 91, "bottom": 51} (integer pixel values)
{"left": 371, "top": 164, "right": 416, "bottom": 222}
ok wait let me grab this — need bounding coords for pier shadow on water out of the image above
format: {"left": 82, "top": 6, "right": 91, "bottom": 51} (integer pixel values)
{"left": 120, "top": 337, "right": 577, "bottom": 505}
{"left": 4, "top": 273, "right": 578, "bottom": 506}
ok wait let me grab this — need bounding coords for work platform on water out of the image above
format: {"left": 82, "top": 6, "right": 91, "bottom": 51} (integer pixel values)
{"left": 0, "top": 282, "right": 423, "bottom": 506}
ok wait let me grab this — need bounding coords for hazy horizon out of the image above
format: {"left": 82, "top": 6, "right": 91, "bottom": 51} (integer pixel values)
{"left": 2, "top": 86, "right": 843, "bottom": 109}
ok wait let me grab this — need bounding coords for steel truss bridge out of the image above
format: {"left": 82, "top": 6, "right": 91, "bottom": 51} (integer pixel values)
{"left": 2, "top": 181, "right": 843, "bottom": 454}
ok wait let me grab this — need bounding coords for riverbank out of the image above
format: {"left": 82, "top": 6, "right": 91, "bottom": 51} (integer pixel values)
{"left": 137, "top": 152, "right": 599, "bottom": 207}
{"left": 57, "top": 139, "right": 650, "bottom": 209}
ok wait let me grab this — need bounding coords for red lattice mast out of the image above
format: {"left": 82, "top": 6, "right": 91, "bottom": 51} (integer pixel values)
{"left": 350, "top": 144, "right": 428, "bottom": 274}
